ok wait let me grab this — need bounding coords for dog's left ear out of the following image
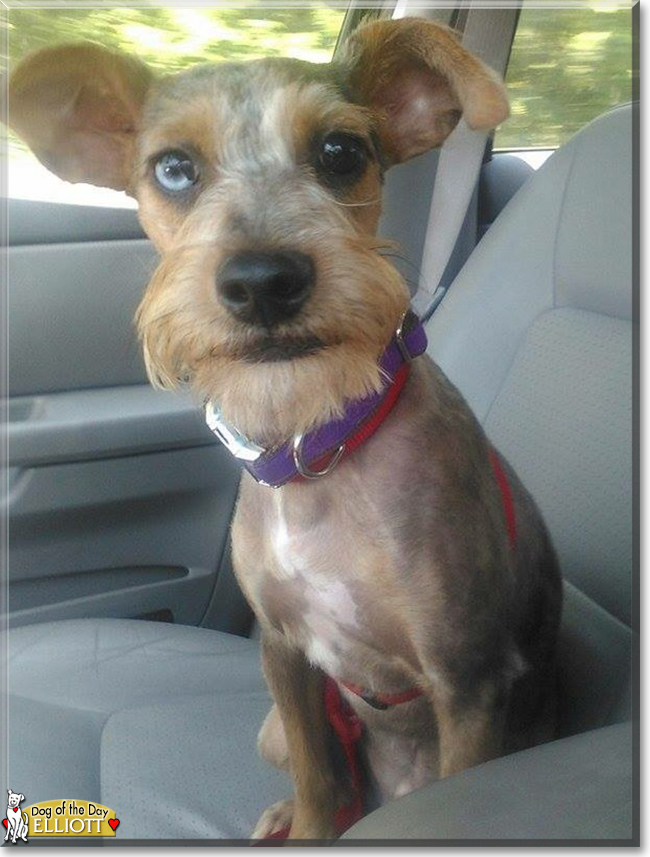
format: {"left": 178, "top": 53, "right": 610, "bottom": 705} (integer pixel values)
{"left": 7, "top": 43, "right": 154, "bottom": 191}
{"left": 339, "top": 17, "right": 509, "bottom": 164}
{"left": 18, "top": 795, "right": 24, "bottom": 802}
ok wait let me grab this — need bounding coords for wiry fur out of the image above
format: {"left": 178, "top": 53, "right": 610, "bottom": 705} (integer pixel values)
{"left": 136, "top": 177, "right": 408, "bottom": 443}
{"left": 132, "top": 66, "right": 409, "bottom": 443}
{"left": 7, "top": 18, "right": 560, "bottom": 842}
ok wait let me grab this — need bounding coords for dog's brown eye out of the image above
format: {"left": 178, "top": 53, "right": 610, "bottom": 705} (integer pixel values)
{"left": 154, "top": 151, "right": 199, "bottom": 193}
{"left": 319, "top": 133, "right": 367, "bottom": 179}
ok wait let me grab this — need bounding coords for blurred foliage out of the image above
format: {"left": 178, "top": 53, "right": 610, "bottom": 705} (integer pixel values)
{"left": 3, "top": 5, "right": 345, "bottom": 73}
{"left": 496, "top": 6, "right": 633, "bottom": 149}
{"left": 3, "top": 5, "right": 633, "bottom": 152}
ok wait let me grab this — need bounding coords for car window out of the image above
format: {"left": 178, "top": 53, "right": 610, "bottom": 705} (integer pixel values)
{"left": 4, "top": 6, "right": 347, "bottom": 207}
{"left": 495, "top": 5, "right": 633, "bottom": 153}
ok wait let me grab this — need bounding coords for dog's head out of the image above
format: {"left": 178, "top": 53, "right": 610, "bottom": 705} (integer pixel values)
{"left": 8, "top": 19, "right": 508, "bottom": 443}
{"left": 7, "top": 791, "right": 24, "bottom": 808}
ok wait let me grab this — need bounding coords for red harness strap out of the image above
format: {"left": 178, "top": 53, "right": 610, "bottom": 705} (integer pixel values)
{"left": 489, "top": 448, "right": 518, "bottom": 549}
{"left": 257, "top": 678, "right": 365, "bottom": 842}
{"left": 338, "top": 679, "right": 423, "bottom": 710}
{"left": 260, "top": 447, "right": 518, "bottom": 842}
{"left": 325, "top": 677, "right": 365, "bottom": 833}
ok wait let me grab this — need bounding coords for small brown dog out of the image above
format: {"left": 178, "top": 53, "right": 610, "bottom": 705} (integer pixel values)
{"left": 8, "top": 18, "right": 562, "bottom": 841}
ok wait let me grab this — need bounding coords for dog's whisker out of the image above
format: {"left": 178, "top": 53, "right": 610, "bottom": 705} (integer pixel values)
{"left": 377, "top": 248, "right": 424, "bottom": 294}
{"left": 331, "top": 197, "right": 382, "bottom": 208}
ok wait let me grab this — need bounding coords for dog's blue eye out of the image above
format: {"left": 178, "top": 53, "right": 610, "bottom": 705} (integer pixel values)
{"left": 154, "top": 151, "right": 199, "bottom": 192}
{"left": 319, "top": 133, "right": 367, "bottom": 178}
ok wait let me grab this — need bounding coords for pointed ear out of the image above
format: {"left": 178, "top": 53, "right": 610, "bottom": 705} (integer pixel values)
{"left": 8, "top": 43, "right": 154, "bottom": 192}
{"left": 339, "top": 18, "right": 509, "bottom": 165}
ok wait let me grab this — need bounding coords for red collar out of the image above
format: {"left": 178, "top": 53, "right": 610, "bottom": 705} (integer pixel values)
{"left": 297, "top": 362, "right": 411, "bottom": 482}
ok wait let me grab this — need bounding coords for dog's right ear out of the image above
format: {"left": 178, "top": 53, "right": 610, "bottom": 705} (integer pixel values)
{"left": 339, "top": 18, "right": 509, "bottom": 165}
{"left": 7, "top": 44, "right": 154, "bottom": 192}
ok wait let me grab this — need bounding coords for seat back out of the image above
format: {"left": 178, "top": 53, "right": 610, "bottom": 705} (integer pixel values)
{"left": 426, "top": 104, "right": 635, "bottom": 735}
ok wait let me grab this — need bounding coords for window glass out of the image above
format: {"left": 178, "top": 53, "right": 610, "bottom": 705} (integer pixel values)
{"left": 4, "top": 5, "right": 347, "bottom": 206}
{"left": 496, "top": 5, "right": 633, "bottom": 151}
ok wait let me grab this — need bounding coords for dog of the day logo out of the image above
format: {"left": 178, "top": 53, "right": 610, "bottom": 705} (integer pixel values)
{"left": 3, "top": 791, "right": 28, "bottom": 844}
{"left": 3, "top": 791, "right": 120, "bottom": 839}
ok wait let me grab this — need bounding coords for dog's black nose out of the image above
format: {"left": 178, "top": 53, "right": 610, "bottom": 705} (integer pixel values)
{"left": 217, "top": 250, "right": 315, "bottom": 327}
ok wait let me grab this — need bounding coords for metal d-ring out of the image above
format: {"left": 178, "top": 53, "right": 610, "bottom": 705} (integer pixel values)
{"left": 394, "top": 310, "right": 414, "bottom": 364}
{"left": 292, "top": 433, "right": 346, "bottom": 480}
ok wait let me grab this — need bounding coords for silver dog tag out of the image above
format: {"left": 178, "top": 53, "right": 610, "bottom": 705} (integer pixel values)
{"left": 205, "top": 401, "right": 265, "bottom": 462}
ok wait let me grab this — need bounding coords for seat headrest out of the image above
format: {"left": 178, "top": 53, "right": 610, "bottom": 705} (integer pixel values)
{"left": 549, "top": 104, "right": 634, "bottom": 320}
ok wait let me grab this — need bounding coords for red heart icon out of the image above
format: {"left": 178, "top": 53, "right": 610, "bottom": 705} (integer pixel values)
{"left": 108, "top": 818, "right": 120, "bottom": 831}
{"left": 2, "top": 819, "right": 7, "bottom": 829}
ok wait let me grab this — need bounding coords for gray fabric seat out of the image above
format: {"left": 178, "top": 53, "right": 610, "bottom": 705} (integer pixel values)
{"left": 8, "top": 619, "right": 289, "bottom": 839}
{"left": 426, "top": 103, "right": 634, "bottom": 743}
{"left": 6, "top": 104, "right": 635, "bottom": 841}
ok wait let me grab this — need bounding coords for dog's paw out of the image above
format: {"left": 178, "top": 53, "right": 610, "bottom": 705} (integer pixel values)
{"left": 257, "top": 704, "right": 289, "bottom": 771}
{"left": 251, "top": 799, "right": 294, "bottom": 839}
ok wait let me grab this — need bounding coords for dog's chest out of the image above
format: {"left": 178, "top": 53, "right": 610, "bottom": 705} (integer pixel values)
{"left": 267, "top": 494, "right": 363, "bottom": 674}
{"left": 247, "top": 482, "right": 410, "bottom": 681}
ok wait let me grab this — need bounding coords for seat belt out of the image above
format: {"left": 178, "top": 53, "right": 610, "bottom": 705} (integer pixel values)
{"left": 412, "top": 118, "right": 487, "bottom": 319}
{"left": 409, "top": 7, "right": 520, "bottom": 321}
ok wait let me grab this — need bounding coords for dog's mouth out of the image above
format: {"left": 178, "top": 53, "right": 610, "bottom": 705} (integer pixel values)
{"left": 240, "top": 334, "right": 326, "bottom": 363}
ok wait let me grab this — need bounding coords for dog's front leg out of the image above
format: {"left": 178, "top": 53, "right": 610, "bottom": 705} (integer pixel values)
{"left": 261, "top": 631, "right": 338, "bottom": 841}
{"left": 432, "top": 680, "right": 507, "bottom": 778}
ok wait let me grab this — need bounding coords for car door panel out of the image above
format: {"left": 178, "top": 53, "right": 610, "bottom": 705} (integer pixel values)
{"left": 8, "top": 238, "right": 152, "bottom": 394}
{"left": 8, "top": 444, "right": 240, "bottom": 629}
{"left": 8, "top": 385, "right": 213, "bottom": 467}
{"left": 7, "top": 200, "right": 245, "bottom": 632}
{"left": 8, "top": 198, "right": 144, "bottom": 247}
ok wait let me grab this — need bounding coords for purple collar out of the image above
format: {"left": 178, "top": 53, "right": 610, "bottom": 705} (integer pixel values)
{"left": 205, "top": 310, "right": 427, "bottom": 488}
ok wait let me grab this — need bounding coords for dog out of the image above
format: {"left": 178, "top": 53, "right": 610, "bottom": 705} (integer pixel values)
{"left": 7, "top": 17, "right": 562, "bottom": 840}
{"left": 5, "top": 790, "right": 28, "bottom": 844}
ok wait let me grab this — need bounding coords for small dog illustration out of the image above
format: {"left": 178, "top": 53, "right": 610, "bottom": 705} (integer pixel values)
{"left": 5, "top": 790, "right": 28, "bottom": 844}
{"left": 8, "top": 18, "right": 562, "bottom": 840}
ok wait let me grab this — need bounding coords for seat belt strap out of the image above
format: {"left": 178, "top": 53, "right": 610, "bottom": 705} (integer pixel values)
{"left": 412, "top": 119, "right": 487, "bottom": 320}
{"left": 411, "top": 7, "right": 520, "bottom": 321}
